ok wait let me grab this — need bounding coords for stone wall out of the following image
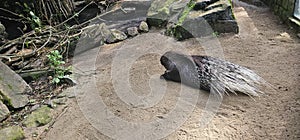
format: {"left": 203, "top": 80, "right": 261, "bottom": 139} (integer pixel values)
{"left": 262, "top": 0, "right": 296, "bottom": 21}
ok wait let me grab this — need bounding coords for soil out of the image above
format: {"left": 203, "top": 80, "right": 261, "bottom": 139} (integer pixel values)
{"left": 37, "top": 3, "right": 300, "bottom": 140}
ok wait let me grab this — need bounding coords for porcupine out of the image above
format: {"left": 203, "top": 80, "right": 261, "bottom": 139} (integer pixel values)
{"left": 160, "top": 51, "right": 267, "bottom": 97}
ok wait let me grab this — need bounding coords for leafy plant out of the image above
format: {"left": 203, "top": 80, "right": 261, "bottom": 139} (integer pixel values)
{"left": 16, "top": 2, "right": 42, "bottom": 30}
{"left": 47, "top": 50, "right": 70, "bottom": 84}
{"left": 28, "top": 11, "right": 42, "bottom": 29}
{"left": 213, "top": 31, "right": 219, "bottom": 37}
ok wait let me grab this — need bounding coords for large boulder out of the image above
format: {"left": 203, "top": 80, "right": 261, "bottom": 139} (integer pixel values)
{"left": 0, "top": 61, "right": 30, "bottom": 109}
{"left": 191, "top": 0, "right": 238, "bottom": 33}
{"left": 75, "top": 23, "right": 111, "bottom": 54}
{"left": 147, "top": 0, "right": 189, "bottom": 27}
{"left": 170, "top": 0, "right": 238, "bottom": 40}
{"left": 147, "top": 0, "right": 239, "bottom": 40}
{"left": 91, "top": 0, "right": 152, "bottom": 32}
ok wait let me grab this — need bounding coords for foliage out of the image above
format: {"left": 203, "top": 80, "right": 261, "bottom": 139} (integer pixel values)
{"left": 213, "top": 31, "right": 219, "bottom": 37}
{"left": 14, "top": 2, "right": 42, "bottom": 30}
{"left": 46, "top": 50, "right": 70, "bottom": 84}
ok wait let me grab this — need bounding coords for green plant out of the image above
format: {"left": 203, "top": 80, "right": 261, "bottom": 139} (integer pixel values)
{"left": 16, "top": 2, "right": 42, "bottom": 29}
{"left": 47, "top": 50, "right": 70, "bottom": 84}
{"left": 213, "top": 31, "right": 219, "bottom": 37}
{"left": 28, "top": 10, "right": 42, "bottom": 29}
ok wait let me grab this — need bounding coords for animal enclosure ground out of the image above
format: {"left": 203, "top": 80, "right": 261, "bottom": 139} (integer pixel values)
{"left": 39, "top": 5, "right": 300, "bottom": 140}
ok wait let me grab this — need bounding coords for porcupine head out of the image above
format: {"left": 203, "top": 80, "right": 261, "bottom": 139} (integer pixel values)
{"left": 160, "top": 51, "right": 201, "bottom": 89}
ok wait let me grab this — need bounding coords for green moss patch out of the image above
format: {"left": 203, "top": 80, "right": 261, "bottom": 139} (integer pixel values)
{"left": 23, "top": 106, "right": 52, "bottom": 127}
{"left": 0, "top": 126, "right": 25, "bottom": 140}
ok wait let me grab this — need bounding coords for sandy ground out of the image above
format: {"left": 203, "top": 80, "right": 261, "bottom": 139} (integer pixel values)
{"left": 37, "top": 4, "right": 300, "bottom": 140}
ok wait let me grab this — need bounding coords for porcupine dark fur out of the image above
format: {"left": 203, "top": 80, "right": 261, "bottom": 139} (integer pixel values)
{"left": 160, "top": 51, "right": 267, "bottom": 97}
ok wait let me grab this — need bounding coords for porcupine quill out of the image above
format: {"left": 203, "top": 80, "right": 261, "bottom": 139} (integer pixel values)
{"left": 160, "top": 51, "right": 268, "bottom": 97}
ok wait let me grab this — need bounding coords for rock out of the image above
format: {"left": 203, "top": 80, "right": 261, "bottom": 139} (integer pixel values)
{"left": 127, "top": 27, "right": 139, "bottom": 36}
{"left": 46, "top": 97, "right": 67, "bottom": 108}
{"left": 0, "top": 101, "right": 9, "bottom": 122}
{"left": 98, "top": 23, "right": 112, "bottom": 39}
{"left": 75, "top": 1, "right": 152, "bottom": 54}
{"left": 168, "top": 0, "right": 238, "bottom": 40}
{"left": 23, "top": 106, "right": 52, "bottom": 127}
{"left": 0, "top": 126, "right": 25, "bottom": 140}
{"left": 275, "top": 32, "right": 293, "bottom": 43}
{"left": 75, "top": 23, "right": 111, "bottom": 54}
{"left": 147, "top": 0, "right": 184, "bottom": 27}
{"left": 46, "top": 95, "right": 68, "bottom": 108}
{"left": 61, "top": 75, "right": 77, "bottom": 86}
{"left": 297, "top": 33, "right": 300, "bottom": 39}
{"left": 212, "top": 20, "right": 239, "bottom": 33}
{"left": 52, "top": 98, "right": 67, "bottom": 105}
{"left": 30, "top": 104, "right": 40, "bottom": 112}
{"left": 194, "top": 0, "right": 212, "bottom": 10}
{"left": 0, "top": 61, "right": 30, "bottom": 109}
{"left": 57, "top": 92, "right": 67, "bottom": 98}
{"left": 46, "top": 99, "right": 56, "bottom": 108}
{"left": 91, "top": 0, "right": 151, "bottom": 32}
{"left": 62, "top": 87, "right": 76, "bottom": 98}
{"left": 146, "top": 0, "right": 238, "bottom": 40}
{"left": 139, "top": 21, "right": 149, "bottom": 32}
{"left": 106, "top": 29, "right": 127, "bottom": 43}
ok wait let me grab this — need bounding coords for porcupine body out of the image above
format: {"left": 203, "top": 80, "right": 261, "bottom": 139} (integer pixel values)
{"left": 160, "top": 51, "right": 266, "bottom": 97}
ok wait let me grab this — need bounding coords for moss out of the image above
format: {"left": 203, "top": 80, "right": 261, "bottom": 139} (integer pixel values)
{"left": 147, "top": 0, "right": 180, "bottom": 27}
{"left": 0, "top": 126, "right": 25, "bottom": 140}
{"left": 227, "top": 0, "right": 236, "bottom": 20}
{"left": 0, "top": 92, "right": 12, "bottom": 108}
{"left": 158, "top": 6, "right": 170, "bottom": 15}
{"left": 212, "top": 31, "right": 219, "bottom": 37}
{"left": 149, "top": 0, "right": 178, "bottom": 16}
{"left": 23, "top": 106, "right": 52, "bottom": 127}
{"left": 7, "top": 84, "right": 13, "bottom": 90}
{"left": 177, "top": 0, "right": 196, "bottom": 25}
{"left": 162, "top": 0, "right": 179, "bottom": 14}
{"left": 166, "top": 0, "right": 195, "bottom": 40}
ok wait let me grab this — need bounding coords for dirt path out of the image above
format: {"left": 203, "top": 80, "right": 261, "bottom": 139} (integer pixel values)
{"left": 39, "top": 5, "right": 300, "bottom": 140}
